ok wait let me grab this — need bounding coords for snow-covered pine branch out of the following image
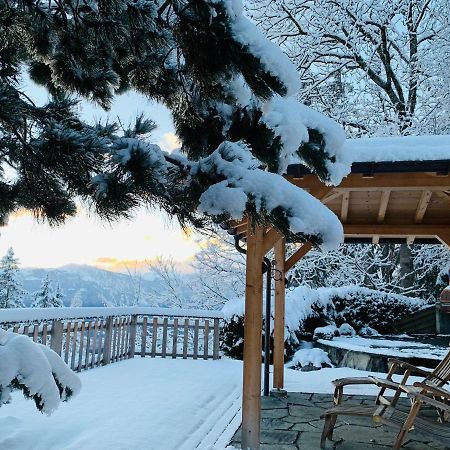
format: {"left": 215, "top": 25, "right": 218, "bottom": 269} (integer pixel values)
{"left": 0, "top": 329, "right": 81, "bottom": 414}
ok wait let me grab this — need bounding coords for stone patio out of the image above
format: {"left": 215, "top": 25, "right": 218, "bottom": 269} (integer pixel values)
{"left": 229, "top": 392, "right": 449, "bottom": 450}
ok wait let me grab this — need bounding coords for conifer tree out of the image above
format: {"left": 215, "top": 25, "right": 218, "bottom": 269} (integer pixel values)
{"left": 31, "top": 276, "right": 63, "bottom": 308}
{"left": 0, "top": 248, "right": 25, "bottom": 308}
{"left": 54, "top": 283, "right": 65, "bottom": 308}
{"left": 0, "top": 0, "right": 349, "bottom": 251}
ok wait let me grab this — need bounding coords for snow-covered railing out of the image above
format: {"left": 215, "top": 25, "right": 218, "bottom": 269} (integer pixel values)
{"left": 0, "top": 307, "right": 224, "bottom": 372}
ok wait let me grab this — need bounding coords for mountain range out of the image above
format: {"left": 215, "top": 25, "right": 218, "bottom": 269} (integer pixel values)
{"left": 18, "top": 264, "right": 162, "bottom": 307}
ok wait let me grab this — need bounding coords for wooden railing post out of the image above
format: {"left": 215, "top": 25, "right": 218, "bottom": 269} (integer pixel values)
{"left": 50, "top": 319, "right": 64, "bottom": 356}
{"left": 129, "top": 314, "right": 138, "bottom": 358}
{"left": 103, "top": 316, "right": 113, "bottom": 365}
{"left": 213, "top": 318, "right": 220, "bottom": 360}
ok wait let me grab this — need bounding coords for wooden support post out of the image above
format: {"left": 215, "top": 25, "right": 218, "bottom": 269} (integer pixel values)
{"left": 129, "top": 314, "right": 138, "bottom": 358}
{"left": 273, "top": 238, "right": 285, "bottom": 390}
{"left": 50, "top": 320, "right": 64, "bottom": 356}
{"left": 241, "top": 223, "right": 264, "bottom": 450}
{"left": 103, "top": 316, "right": 113, "bottom": 365}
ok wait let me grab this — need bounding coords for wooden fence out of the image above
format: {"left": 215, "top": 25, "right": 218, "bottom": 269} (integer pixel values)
{"left": 0, "top": 307, "right": 224, "bottom": 373}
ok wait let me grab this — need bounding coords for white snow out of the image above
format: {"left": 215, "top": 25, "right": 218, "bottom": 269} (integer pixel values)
{"left": 0, "top": 358, "right": 243, "bottom": 450}
{"left": 318, "top": 336, "right": 449, "bottom": 360}
{"left": 261, "top": 96, "right": 349, "bottom": 182}
{"left": 345, "top": 134, "right": 450, "bottom": 163}
{"left": 0, "top": 329, "right": 81, "bottom": 414}
{"left": 0, "top": 306, "right": 225, "bottom": 323}
{"left": 196, "top": 141, "right": 343, "bottom": 251}
{"left": 288, "top": 348, "right": 333, "bottom": 369}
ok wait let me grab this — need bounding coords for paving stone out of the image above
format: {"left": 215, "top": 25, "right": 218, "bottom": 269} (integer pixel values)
{"left": 288, "top": 404, "right": 324, "bottom": 421}
{"left": 290, "top": 421, "right": 321, "bottom": 432}
{"left": 334, "top": 440, "right": 391, "bottom": 449}
{"left": 260, "top": 444, "right": 298, "bottom": 450}
{"left": 332, "top": 424, "right": 397, "bottom": 446}
{"left": 261, "top": 396, "right": 288, "bottom": 409}
{"left": 261, "top": 408, "right": 289, "bottom": 419}
{"left": 295, "top": 431, "right": 328, "bottom": 450}
{"left": 261, "top": 417, "right": 293, "bottom": 430}
{"left": 280, "top": 392, "right": 314, "bottom": 406}
{"left": 260, "top": 429, "right": 299, "bottom": 445}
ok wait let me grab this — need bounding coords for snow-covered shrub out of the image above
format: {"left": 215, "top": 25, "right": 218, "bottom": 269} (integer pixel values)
{"left": 359, "top": 326, "right": 380, "bottom": 337}
{"left": 338, "top": 323, "right": 356, "bottom": 336}
{"left": 288, "top": 348, "right": 333, "bottom": 371}
{"left": 0, "top": 329, "right": 81, "bottom": 414}
{"left": 220, "top": 285, "right": 424, "bottom": 359}
{"left": 313, "top": 325, "right": 338, "bottom": 340}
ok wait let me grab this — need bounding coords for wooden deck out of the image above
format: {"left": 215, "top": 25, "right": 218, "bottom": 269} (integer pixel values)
{"left": 229, "top": 392, "right": 448, "bottom": 449}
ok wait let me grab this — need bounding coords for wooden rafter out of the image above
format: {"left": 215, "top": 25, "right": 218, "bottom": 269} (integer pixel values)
{"left": 377, "top": 191, "right": 391, "bottom": 223}
{"left": 285, "top": 243, "right": 313, "bottom": 272}
{"left": 341, "top": 192, "right": 350, "bottom": 223}
{"left": 344, "top": 223, "right": 449, "bottom": 237}
{"left": 414, "top": 190, "right": 432, "bottom": 223}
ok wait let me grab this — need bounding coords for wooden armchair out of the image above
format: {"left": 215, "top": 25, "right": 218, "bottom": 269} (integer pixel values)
{"left": 321, "top": 352, "right": 450, "bottom": 449}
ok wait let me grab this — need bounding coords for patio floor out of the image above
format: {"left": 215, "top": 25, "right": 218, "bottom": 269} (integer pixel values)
{"left": 229, "top": 392, "right": 448, "bottom": 450}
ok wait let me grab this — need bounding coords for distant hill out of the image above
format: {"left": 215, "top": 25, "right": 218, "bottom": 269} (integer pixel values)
{"left": 18, "top": 265, "right": 161, "bottom": 307}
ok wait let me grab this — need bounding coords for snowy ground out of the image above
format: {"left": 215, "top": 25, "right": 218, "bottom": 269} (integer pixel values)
{"left": 318, "top": 336, "right": 449, "bottom": 360}
{"left": 0, "top": 358, "right": 417, "bottom": 450}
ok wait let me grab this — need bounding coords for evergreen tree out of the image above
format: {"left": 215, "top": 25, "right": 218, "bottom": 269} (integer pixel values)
{"left": 31, "top": 276, "right": 63, "bottom": 308}
{"left": 0, "top": 0, "right": 349, "bottom": 251}
{"left": 0, "top": 248, "right": 25, "bottom": 308}
{"left": 54, "top": 283, "right": 65, "bottom": 307}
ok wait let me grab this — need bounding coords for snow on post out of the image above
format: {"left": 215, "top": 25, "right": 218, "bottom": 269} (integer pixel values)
{"left": 0, "top": 329, "right": 81, "bottom": 414}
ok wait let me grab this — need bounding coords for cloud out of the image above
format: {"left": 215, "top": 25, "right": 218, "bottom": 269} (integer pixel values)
{"left": 159, "top": 132, "right": 181, "bottom": 152}
{"left": 94, "top": 257, "right": 150, "bottom": 272}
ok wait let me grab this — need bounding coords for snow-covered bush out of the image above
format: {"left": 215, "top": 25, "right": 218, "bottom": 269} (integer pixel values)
{"left": 0, "top": 329, "right": 81, "bottom": 414}
{"left": 313, "top": 325, "right": 338, "bottom": 340}
{"left": 287, "top": 348, "right": 333, "bottom": 371}
{"left": 338, "top": 323, "right": 356, "bottom": 336}
{"left": 221, "top": 285, "right": 424, "bottom": 359}
{"left": 359, "top": 326, "right": 380, "bottom": 337}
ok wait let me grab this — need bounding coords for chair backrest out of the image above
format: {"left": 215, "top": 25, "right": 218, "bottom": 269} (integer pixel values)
{"left": 426, "top": 349, "right": 450, "bottom": 386}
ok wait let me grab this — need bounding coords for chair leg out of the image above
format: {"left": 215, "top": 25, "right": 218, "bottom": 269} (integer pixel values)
{"left": 392, "top": 400, "right": 422, "bottom": 450}
{"left": 321, "top": 414, "right": 335, "bottom": 449}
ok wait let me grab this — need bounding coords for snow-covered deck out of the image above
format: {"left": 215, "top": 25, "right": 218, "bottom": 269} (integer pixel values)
{"left": 0, "top": 358, "right": 243, "bottom": 450}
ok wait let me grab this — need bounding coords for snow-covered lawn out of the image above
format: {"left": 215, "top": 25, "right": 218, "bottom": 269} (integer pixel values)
{"left": 0, "top": 357, "right": 418, "bottom": 450}
{"left": 0, "top": 358, "right": 243, "bottom": 450}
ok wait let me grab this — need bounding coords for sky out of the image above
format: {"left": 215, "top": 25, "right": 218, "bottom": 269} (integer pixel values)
{"left": 0, "top": 78, "right": 205, "bottom": 272}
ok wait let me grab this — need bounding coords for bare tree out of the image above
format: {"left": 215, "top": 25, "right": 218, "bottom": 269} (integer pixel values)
{"left": 247, "top": 0, "right": 450, "bottom": 135}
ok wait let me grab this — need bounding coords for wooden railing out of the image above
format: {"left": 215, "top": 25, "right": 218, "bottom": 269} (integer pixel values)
{"left": 0, "top": 307, "right": 224, "bottom": 372}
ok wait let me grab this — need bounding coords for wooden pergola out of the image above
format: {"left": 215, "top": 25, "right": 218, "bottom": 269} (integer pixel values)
{"left": 229, "top": 155, "right": 450, "bottom": 449}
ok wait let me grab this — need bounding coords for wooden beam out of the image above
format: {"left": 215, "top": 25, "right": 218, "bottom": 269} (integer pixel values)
{"left": 273, "top": 238, "right": 286, "bottom": 390}
{"left": 288, "top": 173, "right": 450, "bottom": 191}
{"left": 341, "top": 192, "right": 350, "bottom": 223}
{"left": 414, "top": 190, "right": 432, "bottom": 223}
{"left": 241, "top": 223, "right": 264, "bottom": 450}
{"left": 437, "top": 233, "right": 450, "bottom": 248}
{"left": 285, "top": 243, "right": 313, "bottom": 273}
{"left": 377, "top": 191, "right": 391, "bottom": 223}
{"left": 344, "top": 224, "right": 450, "bottom": 237}
{"left": 262, "top": 228, "right": 282, "bottom": 255}
{"left": 308, "top": 186, "right": 334, "bottom": 201}
{"left": 434, "top": 191, "right": 450, "bottom": 206}
{"left": 234, "top": 221, "right": 248, "bottom": 235}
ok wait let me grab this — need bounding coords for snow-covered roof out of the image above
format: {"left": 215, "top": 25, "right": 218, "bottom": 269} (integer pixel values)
{"left": 344, "top": 134, "right": 450, "bottom": 164}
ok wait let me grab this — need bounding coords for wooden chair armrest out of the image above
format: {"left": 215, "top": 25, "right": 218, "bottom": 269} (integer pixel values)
{"left": 387, "top": 359, "right": 431, "bottom": 377}
{"left": 407, "top": 391, "right": 450, "bottom": 412}
{"left": 368, "top": 376, "right": 401, "bottom": 390}
{"left": 412, "top": 382, "right": 450, "bottom": 400}
{"left": 332, "top": 377, "right": 377, "bottom": 387}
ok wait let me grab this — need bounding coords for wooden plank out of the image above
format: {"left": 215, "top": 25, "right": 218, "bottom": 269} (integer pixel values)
{"left": 203, "top": 319, "right": 209, "bottom": 360}
{"left": 151, "top": 317, "right": 158, "bottom": 357}
{"left": 124, "top": 317, "right": 130, "bottom": 358}
{"left": 241, "top": 222, "right": 264, "bottom": 450}
{"left": 84, "top": 321, "right": 93, "bottom": 370}
{"left": 273, "top": 238, "right": 286, "bottom": 390}
{"left": 120, "top": 318, "right": 127, "bottom": 360}
{"left": 102, "top": 317, "right": 113, "bottom": 365}
{"left": 414, "top": 190, "right": 432, "bottom": 223}
{"left": 42, "top": 323, "right": 48, "bottom": 345}
{"left": 183, "top": 319, "right": 189, "bottom": 359}
{"left": 70, "top": 321, "right": 78, "bottom": 370}
{"left": 341, "top": 192, "right": 350, "bottom": 223}
{"left": 33, "top": 324, "right": 39, "bottom": 342}
{"left": 161, "top": 317, "right": 168, "bottom": 358}
{"left": 285, "top": 242, "right": 313, "bottom": 273}
{"left": 77, "top": 321, "right": 86, "bottom": 372}
{"left": 91, "top": 320, "right": 99, "bottom": 368}
{"left": 377, "top": 191, "right": 391, "bottom": 223}
{"left": 50, "top": 320, "right": 64, "bottom": 355}
{"left": 344, "top": 223, "right": 450, "bottom": 236}
{"left": 213, "top": 318, "right": 220, "bottom": 360}
{"left": 193, "top": 319, "right": 199, "bottom": 360}
{"left": 96, "top": 320, "right": 104, "bottom": 366}
{"left": 112, "top": 318, "right": 118, "bottom": 362}
{"left": 172, "top": 318, "right": 178, "bottom": 359}
{"left": 262, "top": 228, "right": 281, "bottom": 255}
{"left": 64, "top": 321, "right": 71, "bottom": 364}
{"left": 141, "top": 316, "right": 148, "bottom": 357}
{"left": 322, "top": 191, "right": 342, "bottom": 204}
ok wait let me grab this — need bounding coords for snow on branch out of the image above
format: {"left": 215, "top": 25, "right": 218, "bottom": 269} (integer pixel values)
{"left": 193, "top": 141, "right": 343, "bottom": 250}
{"left": 0, "top": 329, "right": 81, "bottom": 414}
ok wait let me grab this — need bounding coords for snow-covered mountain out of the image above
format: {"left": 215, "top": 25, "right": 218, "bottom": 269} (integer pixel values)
{"left": 18, "top": 265, "right": 161, "bottom": 307}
